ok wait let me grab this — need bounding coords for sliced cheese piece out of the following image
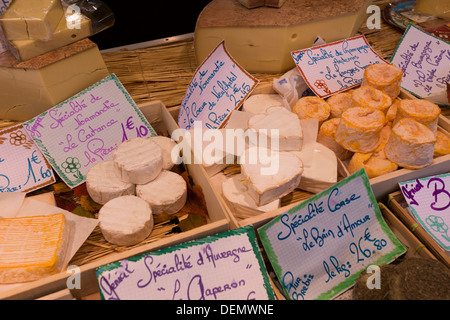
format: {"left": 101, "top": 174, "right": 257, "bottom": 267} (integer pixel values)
{"left": 113, "top": 137, "right": 163, "bottom": 185}
{"left": 248, "top": 106, "right": 303, "bottom": 151}
{"left": 385, "top": 118, "right": 436, "bottom": 169}
{"left": 394, "top": 99, "right": 441, "bottom": 134}
{"left": 99, "top": 195, "right": 154, "bottom": 246}
{"left": 240, "top": 146, "right": 303, "bottom": 206}
{"left": 222, "top": 174, "right": 280, "bottom": 219}
{"left": 434, "top": 130, "right": 450, "bottom": 157}
{"left": 361, "top": 63, "right": 403, "bottom": 100}
{"left": 293, "top": 96, "right": 331, "bottom": 126}
{"left": 0, "top": 38, "right": 110, "bottom": 121}
{"left": 351, "top": 85, "right": 392, "bottom": 114}
{"left": 149, "top": 136, "right": 180, "bottom": 171}
{"left": 136, "top": 170, "right": 187, "bottom": 215}
{"left": 0, "top": 0, "right": 64, "bottom": 41}
{"left": 335, "top": 107, "right": 386, "bottom": 153}
{"left": 327, "top": 92, "right": 353, "bottom": 118}
{"left": 318, "top": 118, "right": 353, "bottom": 160}
{"left": 242, "top": 93, "right": 285, "bottom": 114}
{"left": 86, "top": 160, "right": 135, "bottom": 205}
{"left": 0, "top": 213, "right": 69, "bottom": 284}
{"left": 293, "top": 143, "right": 338, "bottom": 194}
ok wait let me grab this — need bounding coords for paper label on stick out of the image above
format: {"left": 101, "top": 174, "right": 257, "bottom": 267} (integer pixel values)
{"left": 23, "top": 74, "right": 156, "bottom": 188}
{"left": 95, "top": 226, "right": 276, "bottom": 300}
{"left": 0, "top": 124, "right": 55, "bottom": 193}
{"left": 390, "top": 24, "right": 450, "bottom": 103}
{"left": 178, "top": 41, "right": 259, "bottom": 130}
{"left": 258, "top": 169, "right": 405, "bottom": 300}
{"left": 291, "top": 35, "right": 387, "bottom": 98}
{"left": 399, "top": 173, "right": 450, "bottom": 251}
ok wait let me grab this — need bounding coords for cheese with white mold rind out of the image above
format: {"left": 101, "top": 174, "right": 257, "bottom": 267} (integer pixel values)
{"left": 393, "top": 99, "right": 441, "bottom": 135}
{"left": 194, "top": 0, "right": 372, "bottom": 73}
{"left": 149, "top": 136, "right": 180, "bottom": 171}
{"left": 361, "top": 63, "right": 403, "bottom": 100}
{"left": 242, "top": 93, "right": 286, "bottom": 114}
{"left": 0, "top": 0, "right": 64, "bottom": 41}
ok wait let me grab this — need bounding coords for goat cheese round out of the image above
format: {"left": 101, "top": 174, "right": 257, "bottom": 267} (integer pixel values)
{"left": 149, "top": 136, "right": 180, "bottom": 170}
{"left": 242, "top": 94, "right": 285, "bottom": 114}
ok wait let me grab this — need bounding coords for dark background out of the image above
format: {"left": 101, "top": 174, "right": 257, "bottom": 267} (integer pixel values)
{"left": 90, "top": 0, "right": 212, "bottom": 50}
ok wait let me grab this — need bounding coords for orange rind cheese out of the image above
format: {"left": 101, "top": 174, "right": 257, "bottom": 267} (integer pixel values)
{"left": 293, "top": 96, "right": 331, "bottom": 126}
{"left": 394, "top": 99, "right": 441, "bottom": 134}
{"left": 386, "top": 98, "right": 399, "bottom": 124}
{"left": 335, "top": 107, "right": 386, "bottom": 153}
{"left": 434, "top": 130, "right": 450, "bottom": 157}
{"left": 385, "top": 118, "right": 436, "bottom": 169}
{"left": 327, "top": 92, "right": 354, "bottom": 118}
{"left": 351, "top": 85, "right": 392, "bottom": 114}
{"left": 361, "top": 63, "right": 403, "bottom": 100}
{"left": 317, "top": 118, "right": 353, "bottom": 160}
{"left": 0, "top": 213, "right": 69, "bottom": 284}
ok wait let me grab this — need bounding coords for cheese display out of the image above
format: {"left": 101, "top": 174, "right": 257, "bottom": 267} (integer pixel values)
{"left": 0, "top": 38, "right": 110, "bottom": 121}
{"left": 434, "top": 130, "right": 450, "bottom": 157}
{"left": 385, "top": 118, "right": 437, "bottom": 169}
{"left": 222, "top": 174, "right": 280, "bottom": 219}
{"left": 86, "top": 160, "right": 136, "bottom": 205}
{"left": 248, "top": 106, "right": 303, "bottom": 151}
{"left": 136, "top": 170, "right": 187, "bottom": 215}
{"left": 194, "top": 0, "right": 373, "bottom": 73}
{"left": 394, "top": 99, "right": 441, "bottom": 134}
{"left": 327, "top": 92, "right": 353, "bottom": 118}
{"left": 242, "top": 93, "right": 286, "bottom": 114}
{"left": 98, "top": 195, "right": 154, "bottom": 246}
{"left": 0, "top": 213, "right": 69, "bottom": 284}
{"left": 113, "top": 137, "right": 163, "bottom": 185}
{"left": 0, "top": 0, "right": 63, "bottom": 41}
{"left": 317, "top": 118, "right": 353, "bottom": 160}
{"left": 240, "top": 146, "right": 304, "bottom": 206}
{"left": 335, "top": 107, "right": 386, "bottom": 153}
{"left": 351, "top": 85, "right": 393, "bottom": 114}
{"left": 361, "top": 63, "right": 403, "bottom": 100}
{"left": 149, "top": 136, "right": 180, "bottom": 171}
{"left": 293, "top": 96, "right": 331, "bottom": 126}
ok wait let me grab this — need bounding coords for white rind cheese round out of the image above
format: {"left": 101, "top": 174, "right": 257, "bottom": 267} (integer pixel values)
{"left": 99, "top": 195, "right": 154, "bottom": 246}
{"left": 113, "top": 137, "right": 163, "bottom": 185}
{"left": 86, "top": 160, "right": 135, "bottom": 205}
{"left": 136, "top": 170, "right": 187, "bottom": 215}
{"left": 242, "top": 93, "right": 286, "bottom": 114}
{"left": 149, "top": 136, "right": 180, "bottom": 170}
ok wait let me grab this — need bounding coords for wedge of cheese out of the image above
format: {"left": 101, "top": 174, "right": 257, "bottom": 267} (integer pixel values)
{"left": 86, "top": 160, "right": 136, "bottom": 205}
{"left": 248, "top": 106, "right": 303, "bottom": 151}
{"left": 385, "top": 118, "right": 436, "bottom": 169}
{"left": 335, "top": 107, "right": 386, "bottom": 153}
{"left": 351, "top": 85, "right": 392, "bottom": 114}
{"left": 242, "top": 93, "right": 285, "bottom": 114}
{"left": 361, "top": 63, "right": 403, "bottom": 100}
{"left": 99, "top": 195, "right": 154, "bottom": 246}
{"left": 394, "top": 99, "right": 441, "bottom": 134}
{"left": 113, "top": 138, "right": 163, "bottom": 185}
{"left": 327, "top": 92, "right": 353, "bottom": 118}
{"left": 0, "top": 213, "right": 69, "bottom": 284}
{"left": 293, "top": 96, "right": 331, "bottom": 126}
{"left": 136, "top": 170, "right": 187, "bottom": 215}
{"left": 318, "top": 118, "right": 353, "bottom": 160}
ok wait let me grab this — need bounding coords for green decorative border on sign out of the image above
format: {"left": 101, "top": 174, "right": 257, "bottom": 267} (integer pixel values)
{"left": 399, "top": 173, "right": 450, "bottom": 251}
{"left": 95, "top": 226, "right": 276, "bottom": 300}
{"left": 258, "top": 169, "right": 406, "bottom": 300}
{"left": 22, "top": 74, "right": 156, "bottom": 188}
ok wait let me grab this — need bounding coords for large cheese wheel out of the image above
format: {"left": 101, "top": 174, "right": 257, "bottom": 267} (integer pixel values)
{"left": 361, "top": 63, "right": 403, "bottom": 100}
{"left": 351, "top": 85, "right": 392, "bottom": 114}
{"left": 293, "top": 96, "right": 331, "bottom": 126}
{"left": 394, "top": 99, "right": 441, "bottom": 134}
{"left": 335, "top": 107, "right": 386, "bottom": 153}
{"left": 317, "top": 118, "right": 353, "bottom": 160}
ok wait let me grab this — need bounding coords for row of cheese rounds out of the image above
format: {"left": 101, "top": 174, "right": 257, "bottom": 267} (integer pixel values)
{"left": 85, "top": 136, "right": 186, "bottom": 246}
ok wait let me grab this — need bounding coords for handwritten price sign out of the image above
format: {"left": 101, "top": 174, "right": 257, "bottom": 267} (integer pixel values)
{"left": 95, "top": 226, "right": 275, "bottom": 300}
{"left": 399, "top": 173, "right": 450, "bottom": 251}
{"left": 0, "top": 124, "right": 55, "bottom": 193}
{"left": 291, "top": 35, "right": 387, "bottom": 98}
{"left": 178, "top": 41, "right": 258, "bottom": 130}
{"left": 23, "top": 74, "right": 156, "bottom": 188}
{"left": 258, "top": 169, "right": 405, "bottom": 300}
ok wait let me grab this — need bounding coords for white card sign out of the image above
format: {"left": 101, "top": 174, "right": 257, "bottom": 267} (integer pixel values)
{"left": 23, "top": 74, "right": 156, "bottom": 188}
{"left": 390, "top": 24, "right": 450, "bottom": 104}
{"left": 399, "top": 173, "right": 450, "bottom": 251}
{"left": 95, "top": 226, "right": 276, "bottom": 300}
{"left": 178, "top": 41, "right": 259, "bottom": 130}
{"left": 291, "top": 35, "right": 387, "bottom": 98}
{"left": 258, "top": 170, "right": 405, "bottom": 300}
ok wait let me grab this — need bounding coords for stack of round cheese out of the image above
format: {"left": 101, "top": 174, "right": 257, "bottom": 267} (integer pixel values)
{"left": 361, "top": 63, "right": 403, "bottom": 100}
{"left": 393, "top": 99, "right": 441, "bottom": 134}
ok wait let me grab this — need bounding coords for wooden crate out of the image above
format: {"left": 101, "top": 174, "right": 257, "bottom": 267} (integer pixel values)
{"left": 0, "top": 100, "right": 231, "bottom": 300}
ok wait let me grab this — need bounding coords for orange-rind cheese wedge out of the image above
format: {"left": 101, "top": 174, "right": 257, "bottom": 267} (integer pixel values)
{"left": 335, "top": 107, "right": 386, "bottom": 153}
{"left": 394, "top": 99, "right": 441, "bottom": 134}
{"left": 327, "top": 92, "right": 354, "bottom": 118}
{"left": 293, "top": 96, "right": 331, "bottom": 126}
{"left": 385, "top": 118, "right": 436, "bottom": 169}
{"left": 0, "top": 213, "right": 69, "bottom": 284}
{"left": 351, "top": 85, "right": 392, "bottom": 114}
{"left": 317, "top": 118, "right": 353, "bottom": 160}
{"left": 361, "top": 63, "right": 403, "bottom": 100}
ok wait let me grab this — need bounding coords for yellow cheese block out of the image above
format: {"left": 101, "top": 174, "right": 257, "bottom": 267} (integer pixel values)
{"left": 8, "top": 13, "right": 92, "bottom": 61}
{"left": 194, "top": 0, "right": 372, "bottom": 73}
{"left": 0, "top": 213, "right": 69, "bottom": 284}
{"left": 0, "top": 38, "right": 110, "bottom": 121}
{"left": 414, "top": 0, "right": 450, "bottom": 19}
{"left": 0, "top": 0, "right": 64, "bottom": 41}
